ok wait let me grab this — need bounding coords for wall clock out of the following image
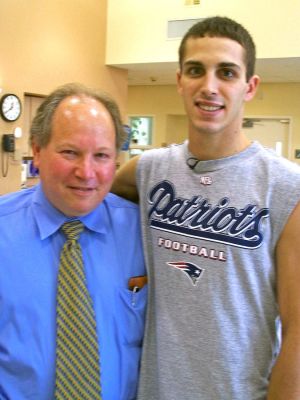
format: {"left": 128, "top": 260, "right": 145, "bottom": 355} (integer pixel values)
{"left": 0, "top": 94, "right": 22, "bottom": 122}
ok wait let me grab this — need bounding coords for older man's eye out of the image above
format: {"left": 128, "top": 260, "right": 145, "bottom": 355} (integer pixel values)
{"left": 60, "top": 150, "right": 77, "bottom": 158}
{"left": 63, "top": 150, "right": 75, "bottom": 154}
{"left": 95, "top": 152, "right": 110, "bottom": 160}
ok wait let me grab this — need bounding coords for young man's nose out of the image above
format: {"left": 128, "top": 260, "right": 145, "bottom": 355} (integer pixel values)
{"left": 200, "top": 72, "right": 218, "bottom": 97}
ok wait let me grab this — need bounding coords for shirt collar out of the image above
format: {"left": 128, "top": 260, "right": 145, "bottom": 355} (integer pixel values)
{"left": 32, "top": 183, "right": 109, "bottom": 240}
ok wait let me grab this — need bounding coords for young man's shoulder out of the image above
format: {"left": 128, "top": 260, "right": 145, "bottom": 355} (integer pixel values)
{"left": 142, "top": 142, "right": 185, "bottom": 157}
{"left": 259, "top": 145, "right": 300, "bottom": 175}
{"left": 138, "top": 142, "right": 186, "bottom": 167}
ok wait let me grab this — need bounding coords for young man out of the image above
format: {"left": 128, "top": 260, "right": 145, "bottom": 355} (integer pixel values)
{"left": 0, "top": 83, "right": 147, "bottom": 400}
{"left": 113, "top": 17, "right": 300, "bottom": 400}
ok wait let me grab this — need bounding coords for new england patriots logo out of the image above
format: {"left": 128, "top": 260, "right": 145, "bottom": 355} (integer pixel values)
{"left": 167, "top": 261, "right": 204, "bottom": 286}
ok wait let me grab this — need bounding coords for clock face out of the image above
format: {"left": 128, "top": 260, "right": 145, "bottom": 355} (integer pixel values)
{"left": 0, "top": 94, "right": 22, "bottom": 122}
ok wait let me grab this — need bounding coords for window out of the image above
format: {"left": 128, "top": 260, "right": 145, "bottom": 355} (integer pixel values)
{"left": 129, "top": 116, "right": 153, "bottom": 146}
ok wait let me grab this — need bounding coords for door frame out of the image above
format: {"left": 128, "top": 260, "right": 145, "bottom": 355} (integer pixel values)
{"left": 243, "top": 115, "right": 292, "bottom": 160}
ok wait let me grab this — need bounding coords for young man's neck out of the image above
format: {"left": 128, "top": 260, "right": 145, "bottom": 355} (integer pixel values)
{"left": 188, "top": 129, "right": 251, "bottom": 161}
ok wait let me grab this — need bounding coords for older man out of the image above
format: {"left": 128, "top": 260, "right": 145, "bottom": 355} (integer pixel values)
{"left": 0, "top": 83, "right": 147, "bottom": 400}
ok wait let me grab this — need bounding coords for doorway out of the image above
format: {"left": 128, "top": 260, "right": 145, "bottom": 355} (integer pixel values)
{"left": 242, "top": 117, "right": 291, "bottom": 159}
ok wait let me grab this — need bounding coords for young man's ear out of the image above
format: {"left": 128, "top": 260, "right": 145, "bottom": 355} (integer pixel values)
{"left": 245, "top": 74, "right": 260, "bottom": 102}
{"left": 176, "top": 69, "right": 183, "bottom": 95}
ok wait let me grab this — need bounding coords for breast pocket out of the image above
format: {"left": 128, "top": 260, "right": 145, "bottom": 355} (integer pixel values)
{"left": 117, "top": 285, "right": 147, "bottom": 346}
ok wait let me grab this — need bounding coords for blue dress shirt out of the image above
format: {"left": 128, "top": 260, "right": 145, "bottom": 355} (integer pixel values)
{"left": 0, "top": 184, "right": 147, "bottom": 400}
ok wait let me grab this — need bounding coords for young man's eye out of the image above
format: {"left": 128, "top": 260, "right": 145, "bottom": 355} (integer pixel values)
{"left": 220, "top": 69, "right": 236, "bottom": 80}
{"left": 184, "top": 66, "right": 204, "bottom": 77}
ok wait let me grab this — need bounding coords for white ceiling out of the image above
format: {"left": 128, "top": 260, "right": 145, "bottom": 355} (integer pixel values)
{"left": 122, "top": 57, "right": 300, "bottom": 86}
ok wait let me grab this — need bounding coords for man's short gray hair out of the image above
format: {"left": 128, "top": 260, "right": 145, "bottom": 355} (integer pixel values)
{"left": 29, "top": 82, "right": 127, "bottom": 151}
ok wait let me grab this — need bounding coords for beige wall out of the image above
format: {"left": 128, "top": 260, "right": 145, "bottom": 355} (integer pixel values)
{"left": 127, "top": 82, "right": 300, "bottom": 163}
{"left": 245, "top": 83, "right": 300, "bottom": 159}
{"left": 0, "top": 0, "right": 128, "bottom": 194}
{"left": 107, "top": 0, "right": 300, "bottom": 65}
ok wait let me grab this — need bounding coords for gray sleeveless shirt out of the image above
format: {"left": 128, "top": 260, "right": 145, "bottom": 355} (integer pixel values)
{"left": 136, "top": 141, "right": 300, "bottom": 400}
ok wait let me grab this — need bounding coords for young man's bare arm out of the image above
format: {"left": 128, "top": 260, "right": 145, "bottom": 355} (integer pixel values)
{"left": 111, "top": 155, "right": 140, "bottom": 203}
{"left": 267, "top": 201, "right": 300, "bottom": 400}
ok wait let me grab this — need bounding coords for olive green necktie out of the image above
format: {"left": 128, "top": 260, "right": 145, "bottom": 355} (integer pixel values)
{"left": 54, "top": 220, "right": 102, "bottom": 399}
